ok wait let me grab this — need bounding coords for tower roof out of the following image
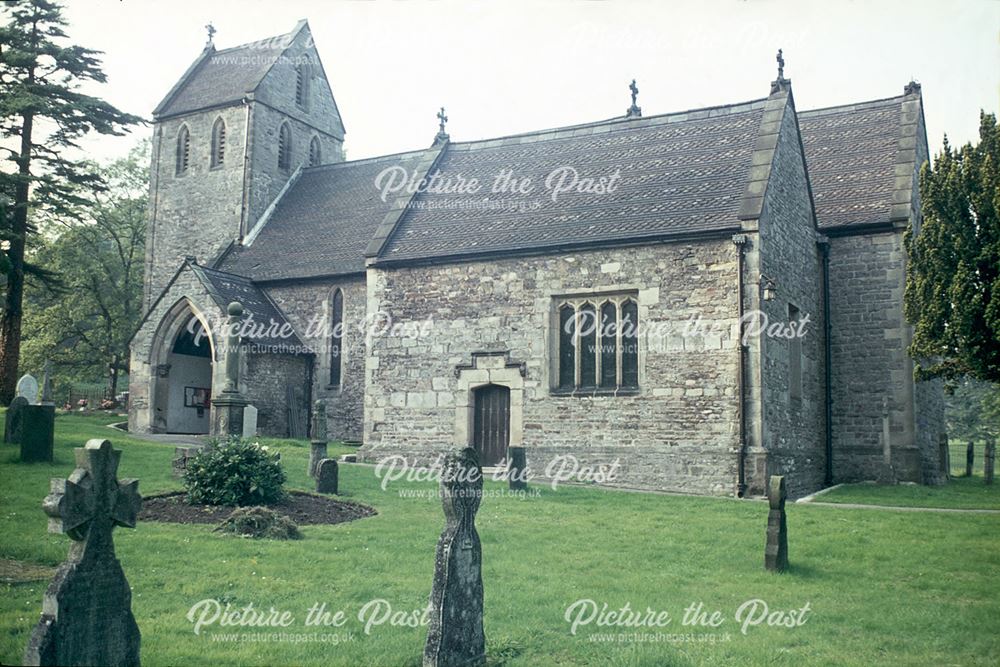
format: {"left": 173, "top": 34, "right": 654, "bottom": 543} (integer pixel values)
{"left": 152, "top": 20, "right": 308, "bottom": 119}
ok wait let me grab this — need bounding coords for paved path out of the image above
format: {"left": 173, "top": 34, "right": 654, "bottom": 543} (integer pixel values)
{"left": 108, "top": 425, "right": 205, "bottom": 447}
{"left": 799, "top": 501, "right": 1000, "bottom": 515}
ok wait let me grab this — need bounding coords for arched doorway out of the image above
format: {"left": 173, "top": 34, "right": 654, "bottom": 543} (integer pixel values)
{"left": 148, "top": 300, "right": 215, "bottom": 434}
{"left": 472, "top": 384, "right": 510, "bottom": 466}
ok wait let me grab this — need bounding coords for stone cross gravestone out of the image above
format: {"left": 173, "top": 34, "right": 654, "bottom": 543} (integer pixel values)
{"left": 242, "top": 404, "right": 258, "bottom": 438}
{"left": 316, "top": 458, "right": 338, "bottom": 494}
{"left": 24, "top": 439, "right": 142, "bottom": 667}
{"left": 20, "top": 404, "right": 55, "bottom": 462}
{"left": 17, "top": 373, "right": 39, "bottom": 404}
{"left": 985, "top": 440, "right": 995, "bottom": 485}
{"left": 4, "top": 395, "right": 29, "bottom": 444}
{"left": 423, "top": 447, "right": 485, "bottom": 667}
{"left": 764, "top": 475, "right": 789, "bottom": 573}
{"left": 309, "top": 401, "right": 328, "bottom": 478}
{"left": 966, "top": 441, "right": 975, "bottom": 477}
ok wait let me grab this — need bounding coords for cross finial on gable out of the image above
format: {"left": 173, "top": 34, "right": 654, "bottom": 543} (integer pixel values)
{"left": 433, "top": 107, "right": 450, "bottom": 146}
{"left": 626, "top": 79, "right": 642, "bottom": 118}
{"left": 205, "top": 22, "right": 217, "bottom": 47}
{"left": 770, "top": 48, "right": 790, "bottom": 94}
{"left": 776, "top": 49, "right": 785, "bottom": 80}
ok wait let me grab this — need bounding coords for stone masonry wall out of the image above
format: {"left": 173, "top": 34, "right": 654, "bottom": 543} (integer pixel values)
{"left": 827, "top": 230, "right": 920, "bottom": 481}
{"left": 362, "top": 241, "right": 743, "bottom": 496}
{"left": 144, "top": 105, "right": 248, "bottom": 309}
{"left": 243, "top": 352, "right": 309, "bottom": 438}
{"left": 246, "top": 27, "right": 345, "bottom": 229}
{"left": 264, "top": 277, "right": 367, "bottom": 442}
{"left": 755, "top": 97, "right": 828, "bottom": 497}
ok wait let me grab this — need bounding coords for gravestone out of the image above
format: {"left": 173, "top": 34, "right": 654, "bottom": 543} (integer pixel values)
{"left": 4, "top": 395, "right": 29, "bottom": 443}
{"left": 938, "top": 433, "right": 950, "bottom": 482}
{"left": 242, "top": 404, "right": 258, "bottom": 438}
{"left": 316, "top": 458, "right": 338, "bottom": 494}
{"left": 508, "top": 446, "right": 527, "bottom": 491}
{"left": 24, "top": 439, "right": 142, "bottom": 667}
{"left": 172, "top": 446, "right": 203, "bottom": 478}
{"left": 985, "top": 440, "right": 995, "bottom": 485}
{"left": 764, "top": 475, "right": 789, "bottom": 573}
{"left": 309, "top": 401, "right": 327, "bottom": 478}
{"left": 20, "top": 405, "right": 55, "bottom": 463}
{"left": 966, "top": 441, "right": 975, "bottom": 477}
{"left": 17, "top": 373, "right": 40, "bottom": 404}
{"left": 41, "top": 360, "right": 54, "bottom": 404}
{"left": 423, "top": 447, "right": 485, "bottom": 667}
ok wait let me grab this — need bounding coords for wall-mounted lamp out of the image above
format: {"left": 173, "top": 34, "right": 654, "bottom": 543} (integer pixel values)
{"left": 760, "top": 274, "right": 777, "bottom": 302}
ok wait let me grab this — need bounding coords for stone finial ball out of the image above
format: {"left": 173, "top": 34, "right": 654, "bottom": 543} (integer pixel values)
{"left": 227, "top": 302, "right": 244, "bottom": 316}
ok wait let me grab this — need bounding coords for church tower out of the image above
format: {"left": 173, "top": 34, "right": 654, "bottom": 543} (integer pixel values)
{"left": 143, "top": 20, "right": 345, "bottom": 308}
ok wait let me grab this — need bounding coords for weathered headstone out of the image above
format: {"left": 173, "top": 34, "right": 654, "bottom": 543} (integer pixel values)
{"left": 764, "top": 475, "right": 789, "bottom": 573}
{"left": 4, "top": 395, "right": 29, "bottom": 444}
{"left": 309, "top": 401, "right": 327, "bottom": 478}
{"left": 17, "top": 373, "right": 39, "bottom": 404}
{"left": 966, "top": 441, "right": 975, "bottom": 477}
{"left": 508, "top": 446, "right": 527, "bottom": 491}
{"left": 242, "top": 404, "right": 258, "bottom": 438}
{"left": 24, "top": 439, "right": 142, "bottom": 667}
{"left": 985, "top": 440, "right": 995, "bottom": 485}
{"left": 938, "top": 433, "right": 950, "bottom": 482}
{"left": 423, "top": 447, "right": 485, "bottom": 667}
{"left": 20, "top": 404, "right": 55, "bottom": 463}
{"left": 316, "top": 458, "right": 338, "bottom": 494}
{"left": 40, "top": 360, "right": 54, "bottom": 404}
{"left": 172, "top": 446, "right": 203, "bottom": 478}
{"left": 877, "top": 397, "right": 895, "bottom": 484}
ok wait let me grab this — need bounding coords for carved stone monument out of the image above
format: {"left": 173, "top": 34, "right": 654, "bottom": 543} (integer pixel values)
{"left": 764, "top": 475, "right": 789, "bottom": 573}
{"left": 4, "top": 395, "right": 28, "bottom": 444}
{"left": 242, "top": 404, "right": 258, "bottom": 438}
{"left": 876, "top": 397, "right": 896, "bottom": 484}
{"left": 508, "top": 446, "right": 527, "bottom": 491}
{"left": 985, "top": 440, "right": 995, "bottom": 485}
{"left": 17, "top": 373, "right": 39, "bottom": 404}
{"left": 24, "top": 439, "right": 142, "bottom": 667}
{"left": 172, "top": 446, "right": 203, "bottom": 478}
{"left": 309, "top": 401, "right": 328, "bottom": 478}
{"left": 423, "top": 447, "right": 485, "bottom": 667}
{"left": 966, "top": 441, "right": 975, "bottom": 477}
{"left": 21, "top": 404, "right": 55, "bottom": 463}
{"left": 316, "top": 458, "right": 338, "bottom": 494}
{"left": 212, "top": 302, "right": 248, "bottom": 437}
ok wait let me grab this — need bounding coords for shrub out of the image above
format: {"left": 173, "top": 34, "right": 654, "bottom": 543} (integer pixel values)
{"left": 214, "top": 506, "right": 301, "bottom": 540}
{"left": 184, "top": 437, "right": 286, "bottom": 506}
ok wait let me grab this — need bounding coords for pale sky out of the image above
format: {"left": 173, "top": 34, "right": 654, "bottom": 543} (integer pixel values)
{"left": 49, "top": 0, "right": 1000, "bottom": 164}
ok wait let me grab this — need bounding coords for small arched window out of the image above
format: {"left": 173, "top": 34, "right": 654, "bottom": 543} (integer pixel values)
{"left": 278, "top": 122, "right": 292, "bottom": 171}
{"left": 329, "top": 289, "right": 344, "bottom": 386}
{"left": 308, "top": 136, "right": 321, "bottom": 167}
{"left": 295, "top": 64, "right": 311, "bottom": 109}
{"left": 175, "top": 125, "right": 190, "bottom": 175}
{"left": 210, "top": 117, "right": 226, "bottom": 168}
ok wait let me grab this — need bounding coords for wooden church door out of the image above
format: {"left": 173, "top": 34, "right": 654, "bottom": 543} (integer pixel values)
{"left": 472, "top": 384, "right": 510, "bottom": 466}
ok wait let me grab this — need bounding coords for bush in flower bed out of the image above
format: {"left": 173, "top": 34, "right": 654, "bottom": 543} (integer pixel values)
{"left": 184, "top": 436, "right": 286, "bottom": 506}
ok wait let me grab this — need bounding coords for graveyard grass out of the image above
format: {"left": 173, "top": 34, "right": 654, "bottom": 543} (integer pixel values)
{"left": 0, "top": 412, "right": 998, "bottom": 667}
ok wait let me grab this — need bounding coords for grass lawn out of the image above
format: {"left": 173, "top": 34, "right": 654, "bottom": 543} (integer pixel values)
{"left": 815, "top": 476, "right": 1000, "bottom": 510}
{"left": 1, "top": 412, "right": 999, "bottom": 666}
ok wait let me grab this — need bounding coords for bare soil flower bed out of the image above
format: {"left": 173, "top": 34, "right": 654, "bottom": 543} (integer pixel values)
{"left": 139, "top": 491, "right": 376, "bottom": 526}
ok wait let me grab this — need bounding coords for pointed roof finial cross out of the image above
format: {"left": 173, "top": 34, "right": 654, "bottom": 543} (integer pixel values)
{"left": 205, "top": 22, "right": 217, "bottom": 47}
{"left": 433, "top": 107, "right": 450, "bottom": 146}
{"left": 776, "top": 48, "right": 785, "bottom": 80}
{"left": 626, "top": 79, "right": 642, "bottom": 118}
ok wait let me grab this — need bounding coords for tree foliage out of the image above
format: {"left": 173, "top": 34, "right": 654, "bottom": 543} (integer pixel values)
{"left": 21, "top": 143, "right": 147, "bottom": 396}
{"left": 905, "top": 112, "right": 1000, "bottom": 383}
{"left": 0, "top": 0, "right": 141, "bottom": 402}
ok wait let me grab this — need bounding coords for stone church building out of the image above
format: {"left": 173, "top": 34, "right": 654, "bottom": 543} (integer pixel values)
{"left": 129, "top": 20, "right": 946, "bottom": 497}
